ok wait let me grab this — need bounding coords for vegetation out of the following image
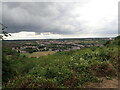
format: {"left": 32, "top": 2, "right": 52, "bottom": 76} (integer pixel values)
{"left": 2, "top": 36, "right": 119, "bottom": 88}
{"left": 21, "top": 51, "right": 55, "bottom": 58}
{"left": 24, "top": 47, "right": 38, "bottom": 53}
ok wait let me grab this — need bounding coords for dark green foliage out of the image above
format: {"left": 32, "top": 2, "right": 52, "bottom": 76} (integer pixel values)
{"left": 2, "top": 48, "right": 19, "bottom": 82}
{"left": 24, "top": 47, "right": 38, "bottom": 53}
{"left": 104, "top": 40, "right": 111, "bottom": 46}
{"left": 115, "top": 35, "right": 120, "bottom": 40}
{"left": 2, "top": 54, "right": 13, "bottom": 82}
{"left": 38, "top": 45, "right": 45, "bottom": 49}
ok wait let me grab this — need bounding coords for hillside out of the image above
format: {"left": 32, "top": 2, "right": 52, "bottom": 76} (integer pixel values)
{"left": 2, "top": 36, "right": 120, "bottom": 88}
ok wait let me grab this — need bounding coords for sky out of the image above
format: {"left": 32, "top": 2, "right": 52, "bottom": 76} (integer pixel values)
{"left": 1, "top": 0, "right": 119, "bottom": 40}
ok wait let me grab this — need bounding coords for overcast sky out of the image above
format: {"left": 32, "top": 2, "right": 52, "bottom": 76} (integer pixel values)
{"left": 2, "top": 0, "right": 119, "bottom": 40}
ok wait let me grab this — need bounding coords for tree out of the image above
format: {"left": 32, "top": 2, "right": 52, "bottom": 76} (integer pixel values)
{"left": 0, "top": 23, "right": 11, "bottom": 40}
{"left": 104, "top": 40, "right": 111, "bottom": 46}
{"left": 1, "top": 23, "right": 16, "bottom": 82}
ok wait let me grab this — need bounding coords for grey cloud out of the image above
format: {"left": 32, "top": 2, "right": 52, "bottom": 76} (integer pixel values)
{"left": 2, "top": 1, "right": 117, "bottom": 36}
{"left": 2, "top": 2, "right": 82, "bottom": 34}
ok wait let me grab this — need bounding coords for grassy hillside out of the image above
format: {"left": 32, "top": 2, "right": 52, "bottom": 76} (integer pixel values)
{"left": 2, "top": 36, "right": 120, "bottom": 88}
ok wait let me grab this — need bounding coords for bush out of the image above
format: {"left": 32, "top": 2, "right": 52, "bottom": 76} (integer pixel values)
{"left": 4, "top": 75, "right": 57, "bottom": 88}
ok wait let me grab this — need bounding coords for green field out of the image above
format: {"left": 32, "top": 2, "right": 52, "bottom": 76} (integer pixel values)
{"left": 21, "top": 51, "right": 56, "bottom": 58}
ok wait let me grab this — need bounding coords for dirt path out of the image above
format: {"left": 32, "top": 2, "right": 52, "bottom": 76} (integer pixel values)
{"left": 84, "top": 77, "right": 118, "bottom": 88}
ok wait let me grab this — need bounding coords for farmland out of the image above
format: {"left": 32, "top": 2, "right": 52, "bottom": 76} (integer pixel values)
{"left": 2, "top": 36, "right": 119, "bottom": 88}
{"left": 21, "top": 51, "right": 56, "bottom": 58}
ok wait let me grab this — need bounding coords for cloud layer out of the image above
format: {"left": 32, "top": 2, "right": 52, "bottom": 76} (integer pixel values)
{"left": 2, "top": 0, "right": 118, "bottom": 39}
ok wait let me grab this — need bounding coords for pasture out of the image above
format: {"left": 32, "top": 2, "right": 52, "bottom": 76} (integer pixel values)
{"left": 21, "top": 51, "right": 56, "bottom": 58}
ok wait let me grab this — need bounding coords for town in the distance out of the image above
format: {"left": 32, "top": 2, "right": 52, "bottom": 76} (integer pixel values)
{"left": 3, "top": 38, "right": 113, "bottom": 54}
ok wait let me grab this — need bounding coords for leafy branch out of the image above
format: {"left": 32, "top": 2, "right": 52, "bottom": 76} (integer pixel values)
{"left": 0, "top": 23, "right": 11, "bottom": 40}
